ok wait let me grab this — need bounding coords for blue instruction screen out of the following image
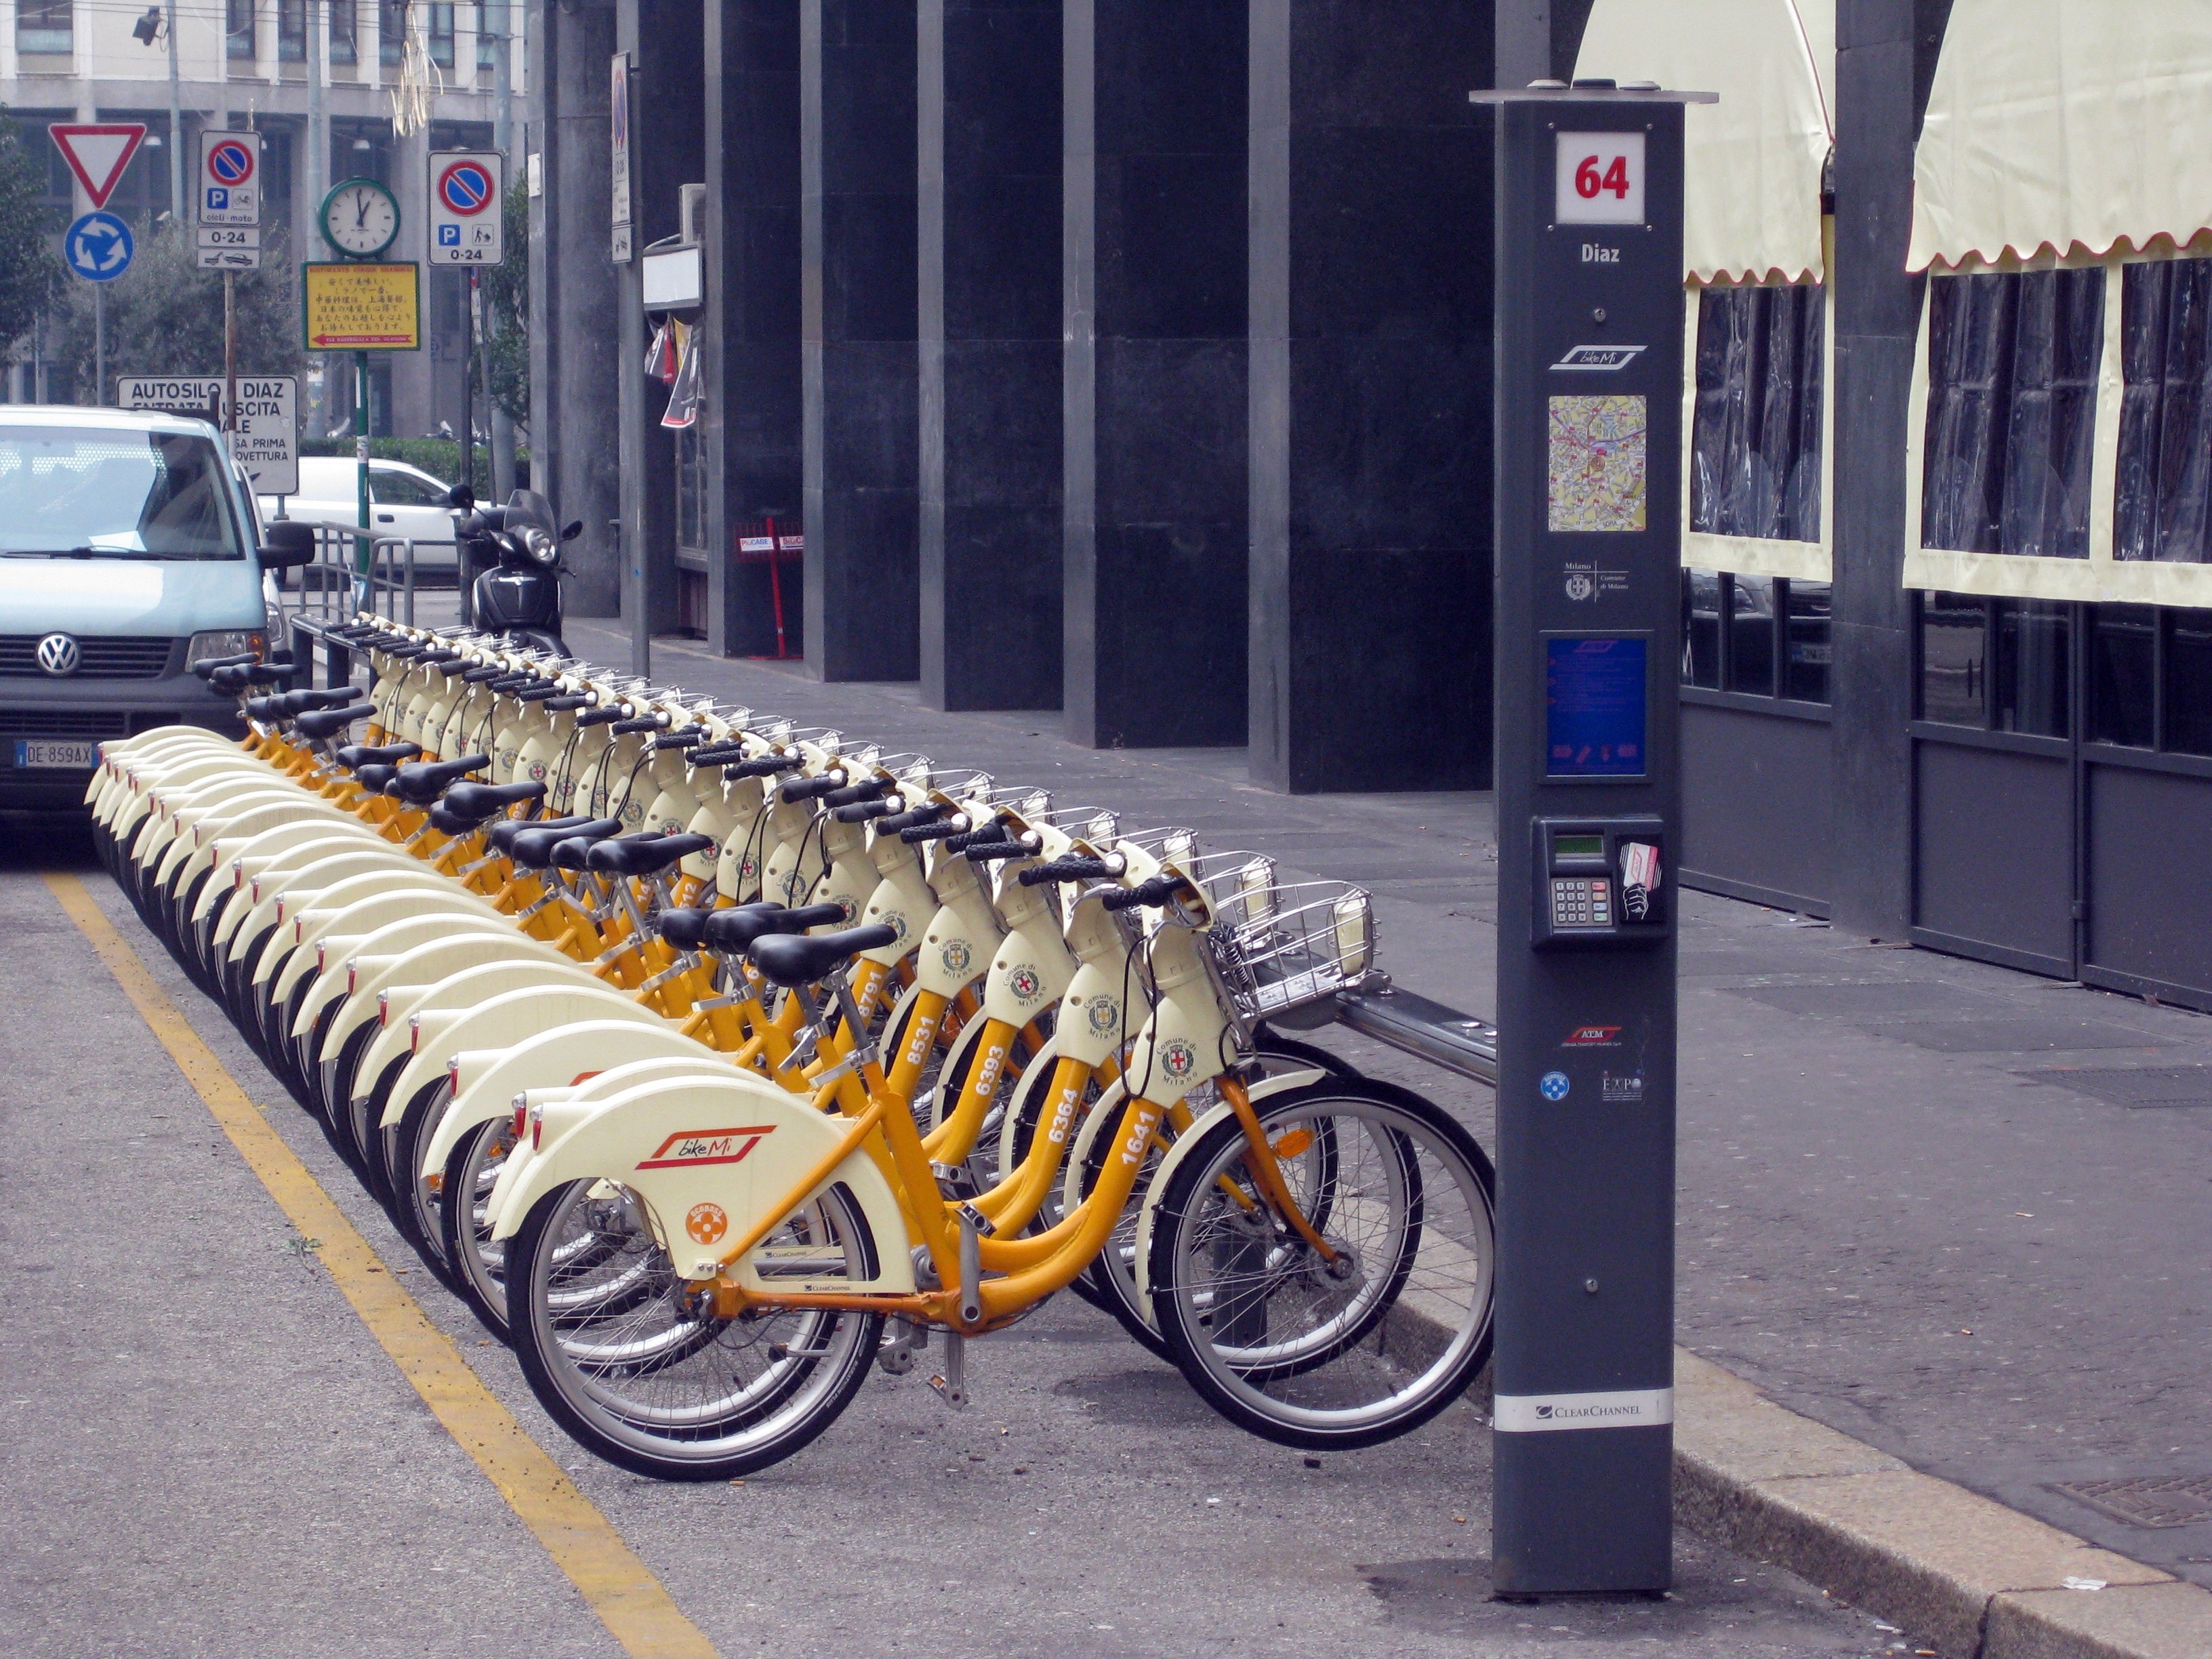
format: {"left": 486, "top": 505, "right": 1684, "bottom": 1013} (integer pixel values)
{"left": 1546, "top": 636, "right": 1646, "bottom": 777}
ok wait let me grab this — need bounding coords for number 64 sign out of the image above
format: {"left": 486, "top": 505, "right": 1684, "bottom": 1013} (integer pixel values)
{"left": 1555, "top": 132, "right": 1645, "bottom": 226}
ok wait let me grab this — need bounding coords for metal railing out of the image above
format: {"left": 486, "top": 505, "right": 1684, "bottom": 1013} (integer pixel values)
{"left": 275, "top": 523, "right": 422, "bottom": 689}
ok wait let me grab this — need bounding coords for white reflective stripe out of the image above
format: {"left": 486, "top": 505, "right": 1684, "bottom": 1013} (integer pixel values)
{"left": 1494, "top": 1387, "right": 1673, "bottom": 1433}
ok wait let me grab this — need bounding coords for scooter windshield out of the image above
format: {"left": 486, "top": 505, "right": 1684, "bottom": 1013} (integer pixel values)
{"left": 504, "top": 489, "right": 557, "bottom": 533}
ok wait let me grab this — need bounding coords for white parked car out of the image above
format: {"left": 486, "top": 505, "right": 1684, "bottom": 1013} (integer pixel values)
{"left": 257, "top": 456, "right": 460, "bottom": 579}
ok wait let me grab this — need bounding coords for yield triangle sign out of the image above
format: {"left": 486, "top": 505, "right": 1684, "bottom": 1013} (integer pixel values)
{"left": 49, "top": 123, "right": 146, "bottom": 210}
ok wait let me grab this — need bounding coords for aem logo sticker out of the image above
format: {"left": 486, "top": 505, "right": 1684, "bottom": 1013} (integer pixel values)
{"left": 1562, "top": 1025, "right": 1621, "bottom": 1048}
{"left": 636, "top": 1124, "right": 777, "bottom": 1170}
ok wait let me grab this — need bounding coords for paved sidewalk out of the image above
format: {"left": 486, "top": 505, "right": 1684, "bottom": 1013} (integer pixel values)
{"left": 580, "top": 621, "right": 2212, "bottom": 1595}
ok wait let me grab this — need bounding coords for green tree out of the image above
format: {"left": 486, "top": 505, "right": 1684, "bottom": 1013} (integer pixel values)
{"left": 55, "top": 220, "right": 307, "bottom": 401}
{"left": 0, "top": 106, "right": 66, "bottom": 352}
{"left": 480, "top": 180, "right": 529, "bottom": 422}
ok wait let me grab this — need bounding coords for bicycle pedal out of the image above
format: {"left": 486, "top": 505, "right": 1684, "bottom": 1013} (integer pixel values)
{"left": 768, "top": 1340, "right": 833, "bottom": 1361}
{"left": 928, "top": 1333, "right": 967, "bottom": 1410}
{"left": 876, "top": 1317, "right": 925, "bottom": 1376}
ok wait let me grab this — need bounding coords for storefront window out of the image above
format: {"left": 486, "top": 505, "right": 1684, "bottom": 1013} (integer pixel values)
{"left": 1994, "top": 599, "right": 2071, "bottom": 737}
{"left": 1729, "top": 574, "right": 1777, "bottom": 695}
{"left": 1922, "top": 268, "right": 2103, "bottom": 560}
{"left": 2088, "top": 606, "right": 2156, "bottom": 748}
{"left": 2167, "top": 614, "right": 2212, "bottom": 757}
{"left": 1681, "top": 569, "right": 1721, "bottom": 688}
{"left": 1921, "top": 592, "right": 1988, "bottom": 726}
{"left": 1690, "top": 283, "right": 1824, "bottom": 541}
{"left": 2116, "top": 258, "right": 2212, "bottom": 563}
{"left": 1785, "top": 579, "right": 1832, "bottom": 703}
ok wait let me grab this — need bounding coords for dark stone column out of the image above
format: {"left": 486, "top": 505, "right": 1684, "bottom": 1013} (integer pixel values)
{"left": 528, "top": 0, "right": 621, "bottom": 617}
{"left": 1247, "top": 1, "right": 1496, "bottom": 794}
{"left": 918, "top": 0, "right": 1063, "bottom": 712}
{"left": 705, "top": 1, "right": 805, "bottom": 659}
{"left": 616, "top": 0, "right": 705, "bottom": 672}
{"left": 1826, "top": 0, "right": 1939, "bottom": 937}
{"left": 1063, "top": 0, "right": 1248, "bottom": 749}
{"left": 802, "top": 0, "right": 920, "bottom": 682}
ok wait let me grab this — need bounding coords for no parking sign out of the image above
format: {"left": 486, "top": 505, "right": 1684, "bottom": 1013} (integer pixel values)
{"left": 199, "top": 130, "right": 260, "bottom": 226}
{"left": 427, "top": 151, "right": 504, "bottom": 267}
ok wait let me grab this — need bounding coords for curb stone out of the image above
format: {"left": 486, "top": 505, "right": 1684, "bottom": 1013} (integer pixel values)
{"left": 1674, "top": 1349, "right": 2212, "bottom": 1659}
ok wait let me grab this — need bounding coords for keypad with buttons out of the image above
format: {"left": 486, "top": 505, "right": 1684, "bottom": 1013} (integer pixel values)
{"left": 1551, "top": 876, "right": 1612, "bottom": 929}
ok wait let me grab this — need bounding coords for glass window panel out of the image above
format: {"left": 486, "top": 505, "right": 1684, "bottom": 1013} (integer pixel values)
{"left": 279, "top": 0, "right": 304, "bottom": 60}
{"left": 2087, "top": 605, "right": 2156, "bottom": 747}
{"left": 1922, "top": 592, "right": 1988, "bottom": 726}
{"left": 17, "top": 0, "right": 72, "bottom": 53}
{"left": 1785, "top": 579, "right": 1832, "bottom": 703}
{"left": 329, "top": 0, "right": 356, "bottom": 62}
{"left": 2116, "top": 259, "right": 2212, "bottom": 563}
{"left": 1689, "top": 283, "right": 1825, "bottom": 542}
{"left": 428, "top": 1, "right": 454, "bottom": 68}
{"left": 1727, "top": 574, "right": 1777, "bottom": 695}
{"left": 1681, "top": 568, "right": 1721, "bottom": 688}
{"left": 1923, "top": 268, "right": 2103, "bottom": 558}
{"left": 380, "top": 0, "right": 404, "bottom": 65}
{"left": 227, "top": 0, "right": 254, "bottom": 58}
{"left": 1994, "top": 598, "right": 2071, "bottom": 737}
{"left": 2167, "top": 614, "right": 2212, "bottom": 756}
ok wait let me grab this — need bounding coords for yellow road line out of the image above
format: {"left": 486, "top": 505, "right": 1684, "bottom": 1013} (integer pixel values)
{"left": 45, "top": 872, "right": 722, "bottom": 1659}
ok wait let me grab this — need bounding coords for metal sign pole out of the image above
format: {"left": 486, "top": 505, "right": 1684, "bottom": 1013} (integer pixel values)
{"left": 1481, "top": 85, "right": 1700, "bottom": 1597}
{"left": 94, "top": 286, "right": 105, "bottom": 404}
{"left": 224, "top": 272, "right": 237, "bottom": 456}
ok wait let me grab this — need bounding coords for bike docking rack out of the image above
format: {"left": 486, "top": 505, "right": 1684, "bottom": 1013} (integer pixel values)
{"left": 89, "top": 609, "right": 1512, "bottom": 1491}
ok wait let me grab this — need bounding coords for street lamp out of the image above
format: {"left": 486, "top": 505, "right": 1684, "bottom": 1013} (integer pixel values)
{"left": 131, "top": 5, "right": 162, "bottom": 44}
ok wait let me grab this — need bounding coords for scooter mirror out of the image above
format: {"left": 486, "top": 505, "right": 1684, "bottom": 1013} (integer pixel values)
{"left": 446, "top": 485, "right": 476, "bottom": 511}
{"left": 560, "top": 520, "right": 583, "bottom": 542}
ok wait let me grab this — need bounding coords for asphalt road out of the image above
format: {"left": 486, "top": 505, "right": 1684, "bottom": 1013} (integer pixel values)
{"left": 0, "top": 801, "right": 1894, "bottom": 1658}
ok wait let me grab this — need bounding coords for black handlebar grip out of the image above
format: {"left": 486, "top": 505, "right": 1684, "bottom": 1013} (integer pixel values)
{"left": 688, "top": 742, "right": 750, "bottom": 766}
{"left": 962, "top": 840, "right": 1031, "bottom": 863}
{"left": 834, "top": 798, "right": 896, "bottom": 823}
{"left": 1099, "top": 875, "right": 1184, "bottom": 912}
{"left": 545, "top": 693, "right": 594, "bottom": 711}
{"left": 575, "top": 705, "right": 624, "bottom": 727}
{"left": 462, "top": 663, "right": 507, "bottom": 682}
{"left": 943, "top": 821, "right": 1009, "bottom": 854}
{"left": 876, "top": 803, "right": 947, "bottom": 835}
{"left": 726, "top": 754, "right": 802, "bottom": 778}
{"left": 513, "top": 682, "right": 562, "bottom": 701}
{"left": 777, "top": 770, "right": 848, "bottom": 803}
{"left": 819, "top": 777, "right": 887, "bottom": 808}
{"left": 1017, "top": 856, "right": 1119, "bottom": 886}
{"left": 653, "top": 728, "right": 705, "bottom": 750}
{"left": 611, "top": 714, "right": 666, "bottom": 735}
{"left": 899, "top": 814, "right": 972, "bottom": 844}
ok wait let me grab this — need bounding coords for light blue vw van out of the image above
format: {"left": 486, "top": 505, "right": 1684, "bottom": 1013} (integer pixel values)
{"left": 0, "top": 405, "right": 313, "bottom": 810}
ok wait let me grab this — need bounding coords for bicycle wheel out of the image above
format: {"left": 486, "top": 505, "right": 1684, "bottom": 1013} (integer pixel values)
{"left": 1145, "top": 1077, "right": 1494, "bottom": 1450}
{"left": 507, "top": 1178, "right": 884, "bottom": 1480}
{"left": 440, "top": 1115, "right": 520, "bottom": 1336}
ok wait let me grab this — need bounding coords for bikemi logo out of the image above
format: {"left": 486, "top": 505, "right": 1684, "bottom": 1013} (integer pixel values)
{"left": 1550, "top": 344, "right": 1647, "bottom": 372}
{"left": 636, "top": 1124, "right": 777, "bottom": 1170}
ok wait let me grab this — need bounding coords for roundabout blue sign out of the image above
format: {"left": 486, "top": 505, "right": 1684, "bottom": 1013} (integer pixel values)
{"left": 64, "top": 211, "right": 134, "bottom": 282}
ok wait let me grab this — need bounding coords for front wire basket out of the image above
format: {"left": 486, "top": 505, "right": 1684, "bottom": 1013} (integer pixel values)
{"left": 1204, "top": 878, "right": 1376, "bottom": 1025}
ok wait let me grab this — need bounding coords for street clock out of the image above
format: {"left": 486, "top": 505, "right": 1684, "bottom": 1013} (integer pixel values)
{"left": 319, "top": 178, "right": 401, "bottom": 259}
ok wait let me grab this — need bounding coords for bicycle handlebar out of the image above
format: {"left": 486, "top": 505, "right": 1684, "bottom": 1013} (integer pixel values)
{"left": 899, "top": 813, "right": 973, "bottom": 844}
{"left": 1017, "top": 854, "right": 1124, "bottom": 886}
{"left": 610, "top": 714, "right": 668, "bottom": 736}
{"left": 1099, "top": 874, "right": 1184, "bottom": 912}
{"left": 653, "top": 728, "right": 705, "bottom": 751}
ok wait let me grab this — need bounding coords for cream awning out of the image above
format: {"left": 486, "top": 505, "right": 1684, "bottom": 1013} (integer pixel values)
{"left": 1574, "top": 0, "right": 1833, "bottom": 285}
{"left": 1910, "top": 0, "right": 2212, "bottom": 272}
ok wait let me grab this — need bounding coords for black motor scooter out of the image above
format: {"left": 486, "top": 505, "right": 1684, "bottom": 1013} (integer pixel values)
{"left": 448, "top": 487, "right": 581, "bottom": 656}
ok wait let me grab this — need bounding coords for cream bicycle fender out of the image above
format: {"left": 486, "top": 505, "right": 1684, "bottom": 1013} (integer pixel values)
{"left": 417, "top": 1020, "right": 721, "bottom": 1166}
{"left": 490, "top": 1072, "right": 918, "bottom": 1291}
{"left": 380, "top": 984, "right": 670, "bottom": 1143}
{"left": 321, "top": 928, "right": 577, "bottom": 1062}
{"left": 173, "top": 803, "right": 360, "bottom": 899}
{"left": 290, "top": 913, "right": 508, "bottom": 1040}
{"left": 241, "top": 866, "right": 460, "bottom": 972}
{"left": 206, "top": 834, "right": 396, "bottom": 936}
{"left": 1128, "top": 1068, "right": 1329, "bottom": 1306}
{"left": 190, "top": 825, "right": 371, "bottom": 925}
{"left": 262, "top": 880, "right": 495, "bottom": 989}
{"left": 369, "top": 962, "right": 621, "bottom": 1128}
{"left": 222, "top": 858, "right": 438, "bottom": 960}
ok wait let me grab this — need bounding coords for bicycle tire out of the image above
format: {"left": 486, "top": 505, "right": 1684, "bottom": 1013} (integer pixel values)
{"left": 1145, "top": 1076, "right": 1495, "bottom": 1451}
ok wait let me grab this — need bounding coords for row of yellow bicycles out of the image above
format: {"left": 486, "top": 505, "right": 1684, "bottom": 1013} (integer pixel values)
{"left": 89, "top": 620, "right": 1496, "bottom": 1480}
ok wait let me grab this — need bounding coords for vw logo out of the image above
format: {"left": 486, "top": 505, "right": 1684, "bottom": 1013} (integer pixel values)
{"left": 36, "top": 634, "right": 81, "bottom": 677}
